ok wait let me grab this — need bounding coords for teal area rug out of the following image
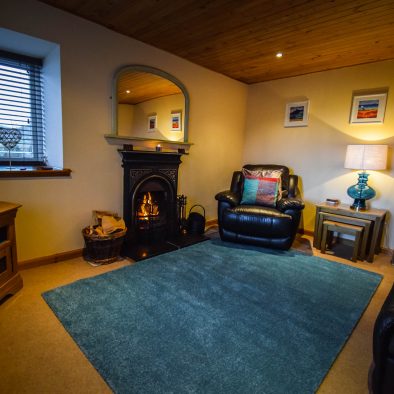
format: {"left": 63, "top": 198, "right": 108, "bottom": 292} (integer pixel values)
{"left": 42, "top": 240, "right": 382, "bottom": 394}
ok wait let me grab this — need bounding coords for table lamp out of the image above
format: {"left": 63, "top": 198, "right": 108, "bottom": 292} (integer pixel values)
{"left": 344, "top": 144, "right": 388, "bottom": 210}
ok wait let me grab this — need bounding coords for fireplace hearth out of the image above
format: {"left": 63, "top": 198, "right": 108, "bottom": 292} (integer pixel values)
{"left": 120, "top": 150, "right": 207, "bottom": 261}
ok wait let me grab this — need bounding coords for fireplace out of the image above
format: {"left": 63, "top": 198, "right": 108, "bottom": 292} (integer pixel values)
{"left": 120, "top": 150, "right": 182, "bottom": 260}
{"left": 134, "top": 181, "right": 172, "bottom": 243}
{"left": 135, "top": 191, "right": 163, "bottom": 242}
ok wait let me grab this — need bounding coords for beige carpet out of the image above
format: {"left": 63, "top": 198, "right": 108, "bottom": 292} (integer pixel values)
{"left": 0, "top": 235, "right": 393, "bottom": 394}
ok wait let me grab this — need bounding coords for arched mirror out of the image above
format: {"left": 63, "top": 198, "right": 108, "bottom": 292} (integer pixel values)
{"left": 112, "top": 65, "right": 189, "bottom": 144}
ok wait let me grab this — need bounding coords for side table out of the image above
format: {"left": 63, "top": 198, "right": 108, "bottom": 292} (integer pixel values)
{"left": 320, "top": 220, "right": 363, "bottom": 262}
{"left": 313, "top": 202, "right": 387, "bottom": 263}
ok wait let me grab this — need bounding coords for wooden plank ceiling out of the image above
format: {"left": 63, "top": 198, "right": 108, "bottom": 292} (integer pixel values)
{"left": 117, "top": 71, "right": 181, "bottom": 105}
{"left": 39, "top": 0, "right": 394, "bottom": 84}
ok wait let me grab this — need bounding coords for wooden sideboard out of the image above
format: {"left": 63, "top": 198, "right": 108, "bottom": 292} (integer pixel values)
{"left": 0, "top": 202, "right": 23, "bottom": 301}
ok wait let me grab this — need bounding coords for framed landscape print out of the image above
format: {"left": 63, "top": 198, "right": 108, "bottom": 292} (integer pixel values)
{"left": 171, "top": 112, "right": 182, "bottom": 131}
{"left": 350, "top": 93, "right": 387, "bottom": 124}
{"left": 284, "top": 100, "right": 309, "bottom": 127}
{"left": 147, "top": 115, "right": 157, "bottom": 132}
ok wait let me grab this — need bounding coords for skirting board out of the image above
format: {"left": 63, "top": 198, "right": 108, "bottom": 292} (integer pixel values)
{"left": 19, "top": 249, "right": 83, "bottom": 270}
{"left": 17, "top": 220, "right": 393, "bottom": 270}
{"left": 18, "top": 220, "right": 218, "bottom": 270}
{"left": 18, "top": 222, "right": 220, "bottom": 270}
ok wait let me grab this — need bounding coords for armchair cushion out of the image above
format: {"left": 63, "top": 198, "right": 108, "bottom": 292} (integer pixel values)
{"left": 240, "top": 168, "right": 283, "bottom": 207}
{"left": 222, "top": 205, "right": 294, "bottom": 238}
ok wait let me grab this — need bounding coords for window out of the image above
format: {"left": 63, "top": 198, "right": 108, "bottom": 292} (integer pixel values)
{"left": 0, "top": 49, "right": 45, "bottom": 165}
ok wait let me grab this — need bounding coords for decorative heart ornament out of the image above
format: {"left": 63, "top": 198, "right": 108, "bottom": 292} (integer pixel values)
{"left": 0, "top": 128, "right": 22, "bottom": 150}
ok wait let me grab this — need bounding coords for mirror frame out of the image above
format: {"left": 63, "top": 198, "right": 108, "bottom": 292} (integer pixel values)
{"left": 112, "top": 65, "right": 190, "bottom": 142}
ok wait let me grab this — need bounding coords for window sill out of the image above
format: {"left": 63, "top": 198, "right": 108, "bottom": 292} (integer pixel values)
{"left": 0, "top": 166, "right": 71, "bottom": 178}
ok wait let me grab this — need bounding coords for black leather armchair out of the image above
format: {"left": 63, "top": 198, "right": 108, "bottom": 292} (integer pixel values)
{"left": 215, "top": 164, "right": 304, "bottom": 250}
{"left": 369, "top": 284, "right": 394, "bottom": 394}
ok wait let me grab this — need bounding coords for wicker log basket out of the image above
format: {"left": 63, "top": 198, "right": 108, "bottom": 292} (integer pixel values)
{"left": 82, "top": 227, "right": 127, "bottom": 265}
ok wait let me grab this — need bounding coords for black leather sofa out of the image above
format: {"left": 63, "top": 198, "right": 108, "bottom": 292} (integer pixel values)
{"left": 215, "top": 164, "right": 304, "bottom": 250}
{"left": 370, "top": 284, "right": 394, "bottom": 394}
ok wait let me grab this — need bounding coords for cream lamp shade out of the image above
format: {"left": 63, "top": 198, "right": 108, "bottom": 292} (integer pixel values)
{"left": 344, "top": 144, "right": 388, "bottom": 171}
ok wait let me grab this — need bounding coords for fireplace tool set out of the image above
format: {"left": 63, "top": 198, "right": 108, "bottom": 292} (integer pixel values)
{"left": 177, "top": 194, "right": 188, "bottom": 234}
{"left": 177, "top": 195, "right": 206, "bottom": 235}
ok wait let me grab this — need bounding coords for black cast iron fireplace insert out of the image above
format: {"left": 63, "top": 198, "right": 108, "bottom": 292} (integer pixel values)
{"left": 120, "top": 150, "right": 180, "bottom": 260}
{"left": 120, "top": 149, "right": 207, "bottom": 261}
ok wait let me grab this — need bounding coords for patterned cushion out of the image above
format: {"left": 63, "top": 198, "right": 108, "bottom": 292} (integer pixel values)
{"left": 240, "top": 168, "right": 283, "bottom": 207}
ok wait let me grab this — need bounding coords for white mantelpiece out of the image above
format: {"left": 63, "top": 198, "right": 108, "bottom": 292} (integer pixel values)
{"left": 104, "top": 134, "right": 193, "bottom": 154}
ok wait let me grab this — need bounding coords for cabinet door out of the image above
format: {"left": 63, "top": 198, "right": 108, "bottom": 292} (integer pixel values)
{"left": 0, "top": 241, "right": 12, "bottom": 283}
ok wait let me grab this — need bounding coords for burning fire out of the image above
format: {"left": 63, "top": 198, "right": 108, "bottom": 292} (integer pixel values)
{"left": 137, "top": 192, "right": 159, "bottom": 220}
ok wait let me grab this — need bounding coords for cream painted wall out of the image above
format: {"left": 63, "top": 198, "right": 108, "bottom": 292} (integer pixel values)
{"left": 244, "top": 60, "right": 394, "bottom": 249}
{"left": 128, "top": 94, "right": 185, "bottom": 141}
{"left": 117, "top": 104, "right": 134, "bottom": 135}
{"left": 0, "top": 0, "right": 247, "bottom": 261}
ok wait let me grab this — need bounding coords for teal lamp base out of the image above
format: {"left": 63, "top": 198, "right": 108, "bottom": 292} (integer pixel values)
{"left": 347, "top": 172, "right": 376, "bottom": 211}
{"left": 349, "top": 197, "right": 367, "bottom": 211}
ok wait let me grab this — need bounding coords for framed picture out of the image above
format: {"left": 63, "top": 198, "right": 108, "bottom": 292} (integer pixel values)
{"left": 350, "top": 93, "right": 387, "bottom": 124}
{"left": 147, "top": 115, "right": 157, "bottom": 132}
{"left": 171, "top": 112, "right": 182, "bottom": 131}
{"left": 284, "top": 100, "right": 309, "bottom": 127}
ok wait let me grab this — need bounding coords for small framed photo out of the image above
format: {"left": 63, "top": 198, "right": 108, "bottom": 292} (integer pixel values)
{"left": 350, "top": 93, "right": 387, "bottom": 124}
{"left": 147, "top": 115, "right": 157, "bottom": 132}
{"left": 284, "top": 100, "right": 309, "bottom": 127}
{"left": 171, "top": 112, "right": 182, "bottom": 131}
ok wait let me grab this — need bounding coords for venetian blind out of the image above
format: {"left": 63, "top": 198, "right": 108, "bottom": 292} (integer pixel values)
{"left": 0, "top": 49, "right": 45, "bottom": 164}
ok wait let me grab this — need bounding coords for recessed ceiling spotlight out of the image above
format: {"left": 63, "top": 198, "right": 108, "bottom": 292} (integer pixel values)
{"left": 126, "top": 90, "right": 131, "bottom": 94}
{"left": 276, "top": 52, "right": 283, "bottom": 58}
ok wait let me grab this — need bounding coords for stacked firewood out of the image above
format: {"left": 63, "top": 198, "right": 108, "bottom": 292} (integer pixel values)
{"left": 83, "top": 211, "right": 126, "bottom": 237}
